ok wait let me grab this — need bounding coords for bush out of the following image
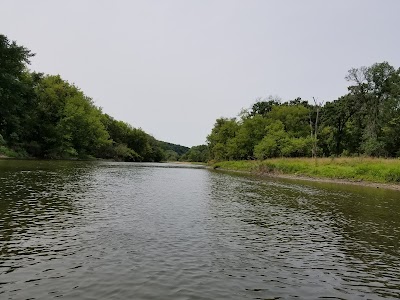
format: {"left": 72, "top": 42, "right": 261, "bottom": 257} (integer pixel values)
{"left": 114, "top": 144, "right": 142, "bottom": 162}
{"left": 254, "top": 136, "right": 278, "bottom": 159}
{"left": 0, "top": 145, "right": 28, "bottom": 158}
{"left": 362, "top": 138, "right": 386, "bottom": 157}
{"left": 0, "top": 134, "right": 6, "bottom": 146}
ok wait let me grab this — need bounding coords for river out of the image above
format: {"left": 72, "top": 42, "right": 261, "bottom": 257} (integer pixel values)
{"left": 0, "top": 160, "right": 399, "bottom": 299}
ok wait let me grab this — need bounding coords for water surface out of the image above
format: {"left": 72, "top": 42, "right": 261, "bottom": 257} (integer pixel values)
{"left": 1, "top": 160, "right": 399, "bottom": 299}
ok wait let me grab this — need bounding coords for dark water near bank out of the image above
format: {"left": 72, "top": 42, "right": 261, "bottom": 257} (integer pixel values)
{"left": 1, "top": 160, "right": 400, "bottom": 299}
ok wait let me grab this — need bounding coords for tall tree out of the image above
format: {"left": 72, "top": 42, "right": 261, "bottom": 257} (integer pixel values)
{"left": 0, "top": 34, "right": 36, "bottom": 143}
{"left": 346, "top": 62, "right": 399, "bottom": 155}
{"left": 207, "top": 118, "right": 238, "bottom": 160}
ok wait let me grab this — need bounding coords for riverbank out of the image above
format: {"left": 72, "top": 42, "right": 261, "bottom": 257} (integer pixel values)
{"left": 167, "top": 161, "right": 207, "bottom": 166}
{"left": 212, "top": 158, "right": 400, "bottom": 191}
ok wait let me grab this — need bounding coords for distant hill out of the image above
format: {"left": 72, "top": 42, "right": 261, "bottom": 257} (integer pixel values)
{"left": 158, "top": 141, "right": 189, "bottom": 156}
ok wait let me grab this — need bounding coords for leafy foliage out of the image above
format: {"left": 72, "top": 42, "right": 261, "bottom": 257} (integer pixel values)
{"left": 180, "top": 145, "right": 209, "bottom": 162}
{"left": 2, "top": 34, "right": 400, "bottom": 162}
{"left": 158, "top": 141, "right": 189, "bottom": 161}
{"left": 0, "top": 34, "right": 185, "bottom": 161}
{"left": 213, "top": 157, "right": 400, "bottom": 183}
{"left": 207, "top": 62, "right": 400, "bottom": 161}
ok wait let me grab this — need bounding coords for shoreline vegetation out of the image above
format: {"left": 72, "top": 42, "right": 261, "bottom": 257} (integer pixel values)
{"left": 211, "top": 158, "right": 400, "bottom": 190}
{"left": 3, "top": 33, "right": 400, "bottom": 193}
{"left": 0, "top": 34, "right": 189, "bottom": 162}
{"left": 2, "top": 154, "right": 399, "bottom": 190}
{"left": 198, "top": 60, "right": 400, "bottom": 191}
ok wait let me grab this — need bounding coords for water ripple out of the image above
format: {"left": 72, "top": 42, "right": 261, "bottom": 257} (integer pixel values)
{"left": 0, "top": 160, "right": 399, "bottom": 299}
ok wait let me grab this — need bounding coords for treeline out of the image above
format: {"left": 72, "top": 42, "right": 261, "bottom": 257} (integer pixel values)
{"left": 3, "top": 34, "right": 399, "bottom": 163}
{"left": 159, "top": 141, "right": 189, "bottom": 161}
{"left": 0, "top": 34, "right": 187, "bottom": 161}
{"left": 180, "top": 145, "right": 209, "bottom": 162}
{"left": 203, "top": 61, "right": 400, "bottom": 161}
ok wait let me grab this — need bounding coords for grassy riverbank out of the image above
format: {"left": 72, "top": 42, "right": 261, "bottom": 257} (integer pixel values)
{"left": 212, "top": 158, "right": 400, "bottom": 184}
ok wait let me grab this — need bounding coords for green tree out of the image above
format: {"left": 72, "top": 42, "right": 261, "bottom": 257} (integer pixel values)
{"left": 320, "top": 95, "right": 359, "bottom": 156}
{"left": 207, "top": 118, "right": 238, "bottom": 160}
{"left": 33, "top": 75, "right": 110, "bottom": 158}
{"left": 254, "top": 121, "right": 287, "bottom": 159}
{"left": 346, "top": 62, "right": 400, "bottom": 156}
{"left": 250, "top": 98, "right": 280, "bottom": 117}
{"left": 227, "top": 115, "right": 269, "bottom": 159}
{"left": 267, "top": 104, "right": 310, "bottom": 138}
{"left": 164, "top": 150, "right": 179, "bottom": 161}
{"left": 181, "top": 144, "right": 209, "bottom": 162}
{"left": 0, "top": 35, "right": 37, "bottom": 144}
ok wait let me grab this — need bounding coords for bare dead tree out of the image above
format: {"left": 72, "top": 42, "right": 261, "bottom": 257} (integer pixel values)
{"left": 310, "top": 97, "right": 324, "bottom": 159}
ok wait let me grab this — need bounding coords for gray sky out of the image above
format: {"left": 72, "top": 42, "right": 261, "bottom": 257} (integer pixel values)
{"left": 1, "top": 1, "right": 399, "bottom": 147}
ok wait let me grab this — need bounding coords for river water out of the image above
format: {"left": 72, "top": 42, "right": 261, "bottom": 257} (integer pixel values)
{"left": 0, "top": 160, "right": 399, "bottom": 299}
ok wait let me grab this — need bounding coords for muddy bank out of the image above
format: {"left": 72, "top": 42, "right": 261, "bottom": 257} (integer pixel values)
{"left": 212, "top": 166, "right": 400, "bottom": 191}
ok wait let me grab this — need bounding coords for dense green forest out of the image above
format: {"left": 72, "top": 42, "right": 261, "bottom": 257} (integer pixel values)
{"left": 201, "top": 61, "right": 400, "bottom": 162}
{"left": 166, "top": 59, "right": 400, "bottom": 163}
{"left": 0, "top": 34, "right": 187, "bottom": 161}
{"left": 159, "top": 141, "right": 189, "bottom": 161}
{"left": 2, "top": 34, "right": 399, "bottom": 163}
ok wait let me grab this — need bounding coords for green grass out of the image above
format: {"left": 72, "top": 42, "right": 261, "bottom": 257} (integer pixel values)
{"left": 212, "top": 157, "right": 400, "bottom": 184}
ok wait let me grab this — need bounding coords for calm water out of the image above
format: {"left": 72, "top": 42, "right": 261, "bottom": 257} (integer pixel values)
{"left": 1, "top": 160, "right": 400, "bottom": 299}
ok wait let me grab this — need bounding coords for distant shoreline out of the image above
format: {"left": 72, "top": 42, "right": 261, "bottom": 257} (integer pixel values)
{"left": 211, "top": 159, "right": 400, "bottom": 191}
{"left": 213, "top": 167, "right": 400, "bottom": 191}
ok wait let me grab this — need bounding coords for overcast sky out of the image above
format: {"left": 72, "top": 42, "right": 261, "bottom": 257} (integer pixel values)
{"left": 1, "top": 1, "right": 399, "bottom": 147}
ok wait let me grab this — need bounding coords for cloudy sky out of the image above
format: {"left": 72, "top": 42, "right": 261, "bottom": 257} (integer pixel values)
{"left": 1, "top": 0, "right": 399, "bottom": 146}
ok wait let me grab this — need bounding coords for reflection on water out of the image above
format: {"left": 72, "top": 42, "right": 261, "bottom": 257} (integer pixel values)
{"left": 209, "top": 171, "right": 400, "bottom": 299}
{"left": 0, "top": 160, "right": 399, "bottom": 299}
